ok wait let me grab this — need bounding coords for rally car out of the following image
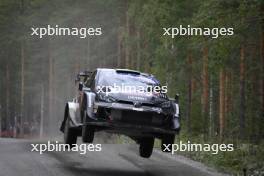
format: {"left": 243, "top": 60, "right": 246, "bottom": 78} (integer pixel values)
{"left": 60, "top": 68, "right": 180, "bottom": 158}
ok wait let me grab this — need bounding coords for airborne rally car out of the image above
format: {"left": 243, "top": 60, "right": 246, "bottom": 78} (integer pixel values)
{"left": 60, "top": 68, "right": 180, "bottom": 158}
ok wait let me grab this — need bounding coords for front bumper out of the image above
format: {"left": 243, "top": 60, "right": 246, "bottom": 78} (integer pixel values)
{"left": 86, "top": 101, "right": 180, "bottom": 136}
{"left": 84, "top": 121, "right": 178, "bottom": 136}
{"left": 95, "top": 101, "right": 164, "bottom": 114}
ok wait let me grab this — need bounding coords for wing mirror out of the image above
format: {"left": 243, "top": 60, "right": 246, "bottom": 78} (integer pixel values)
{"left": 78, "top": 82, "right": 91, "bottom": 92}
{"left": 175, "top": 94, "right": 179, "bottom": 103}
{"left": 78, "top": 82, "right": 83, "bottom": 91}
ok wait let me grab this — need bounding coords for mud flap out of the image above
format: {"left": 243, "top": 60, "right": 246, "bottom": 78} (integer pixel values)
{"left": 172, "top": 117, "right": 180, "bottom": 129}
{"left": 172, "top": 103, "right": 180, "bottom": 130}
{"left": 60, "top": 102, "right": 81, "bottom": 133}
{"left": 60, "top": 121, "right": 65, "bottom": 132}
{"left": 60, "top": 104, "right": 69, "bottom": 133}
{"left": 84, "top": 92, "right": 96, "bottom": 120}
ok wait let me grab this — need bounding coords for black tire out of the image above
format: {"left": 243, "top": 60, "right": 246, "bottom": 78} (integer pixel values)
{"left": 80, "top": 95, "right": 95, "bottom": 143}
{"left": 161, "top": 134, "right": 175, "bottom": 152}
{"left": 80, "top": 95, "right": 87, "bottom": 123}
{"left": 139, "top": 137, "right": 154, "bottom": 158}
{"left": 82, "top": 123, "right": 94, "bottom": 143}
{"left": 64, "top": 117, "right": 77, "bottom": 148}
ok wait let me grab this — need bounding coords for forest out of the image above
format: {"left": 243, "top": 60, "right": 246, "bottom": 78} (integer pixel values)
{"left": 0, "top": 0, "right": 263, "bottom": 175}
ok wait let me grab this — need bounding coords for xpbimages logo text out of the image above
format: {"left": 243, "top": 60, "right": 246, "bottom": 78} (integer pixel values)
{"left": 96, "top": 83, "right": 168, "bottom": 95}
{"left": 31, "top": 141, "right": 102, "bottom": 155}
{"left": 31, "top": 25, "right": 102, "bottom": 39}
{"left": 162, "top": 141, "right": 234, "bottom": 155}
{"left": 163, "top": 25, "right": 234, "bottom": 39}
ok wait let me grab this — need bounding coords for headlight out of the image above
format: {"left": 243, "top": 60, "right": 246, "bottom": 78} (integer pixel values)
{"left": 98, "top": 94, "right": 116, "bottom": 103}
{"left": 160, "top": 101, "right": 171, "bottom": 108}
{"left": 93, "top": 104, "right": 98, "bottom": 113}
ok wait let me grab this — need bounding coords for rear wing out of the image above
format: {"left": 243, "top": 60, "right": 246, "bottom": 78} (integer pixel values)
{"left": 116, "top": 69, "right": 140, "bottom": 75}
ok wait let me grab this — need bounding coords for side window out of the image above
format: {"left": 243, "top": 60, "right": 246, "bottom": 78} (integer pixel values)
{"left": 85, "top": 71, "right": 96, "bottom": 89}
{"left": 90, "top": 74, "right": 96, "bottom": 90}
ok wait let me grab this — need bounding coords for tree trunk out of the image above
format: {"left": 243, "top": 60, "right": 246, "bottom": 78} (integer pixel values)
{"left": 143, "top": 36, "right": 150, "bottom": 72}
{"left": 202, "top": 45, "right": 209, "bottom": 137}
{"left": 260, "top": 3, "right": 264, "bottom": 140}
{"left": 20, "top": 41, "right": 25, "bottom": 136}
{"left": 209, "top": 77, "right": 214, "bottom": 138}
{"left": 48, "top": 39, "right": 54, "bottom": 135}
{"left": 219, "top": 68, "right": 225, "bottom": 140}
{"left": 75, "top": 51, "right": 80, "bottom": 74}
{"left": 224, "top": 70, "right": 231, "bottom": 138}
{"left": 117, "top": 28, "right": 122, "bottom": 68}
{"left": 19, "top": 0, "right": 25, "bottom": 137}
{"left": 225, "top": 72, "right": 229, "bottom": 124}
{"left": 125, "top": 6, "right": 130, "bottom": 69}
{"left": 40, "top": 84, "right": 44, "bottom": 138}
{"left": 6, "top": 64, "right": 10, "bottom": 131}
{"left": 136, "top": 28, "right": 141, "bottom": 70}
{"left": 186, "top": 51, "right": 192, "bottom": 134}
{"left": 239, "top": 45, "right": 246, "bottom": 140}
{"left": 87, "top": 38, "right": 90, "bottom": 69}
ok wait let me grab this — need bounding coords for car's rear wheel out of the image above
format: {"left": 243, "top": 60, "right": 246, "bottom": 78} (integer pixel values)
{"left": 139, "top": 137, "right": 154, "bottom": 158}
{"left": 82, "top": 114, "right": 95, "bottom": 143}
{"left": 161, "top": 134, "right": 175, "bottom": 152}
{"left": 64, "top": 117, "right": 77, "bottom": 148}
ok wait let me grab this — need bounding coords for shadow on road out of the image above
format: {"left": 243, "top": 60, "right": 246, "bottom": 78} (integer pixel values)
{"left": 47, "top": 149, "right": 152, "bottom": 176}
{"left": 65, "top": 167, "right": 150, "bottom": 176}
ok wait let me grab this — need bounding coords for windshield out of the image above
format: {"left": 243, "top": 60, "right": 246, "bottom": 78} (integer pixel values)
{"left": 97, "top": 70, "right": 161, "bottom": 94}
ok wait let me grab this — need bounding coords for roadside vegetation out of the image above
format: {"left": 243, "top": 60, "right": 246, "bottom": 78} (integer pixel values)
{"left": 121, "top": 1, "right": 264, "bottom": 175}
{"left": 0, "top": 0, "right": 263, "bottom": 175}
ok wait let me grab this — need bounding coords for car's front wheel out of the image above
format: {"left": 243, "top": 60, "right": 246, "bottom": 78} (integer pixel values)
{"left": 139, "top": 137, "right": 154, "bottom": 158}
{"left": 64, "top": 116, "right": 77, "bottom": 148}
